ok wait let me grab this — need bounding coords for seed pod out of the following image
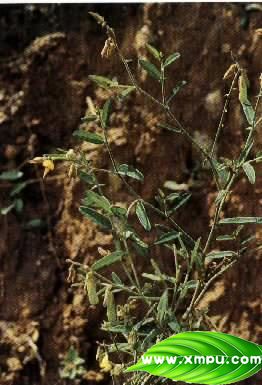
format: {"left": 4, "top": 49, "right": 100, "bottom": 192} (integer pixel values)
{"left": 223, "top": 63, "right": 237, "bottom": 80}
{"left": 103, "top": 285, "right": 116, "bottom": 323}
{"left": 101, "top": 37, "right": 115, "bottom": 59}
{"left": 98, "top": 247, "right": 109, "bottom": 257}
{"left": 238, "top": 70, "right": 249, "bottom": 103}
{"left": 128, "top": 330, "right": 137, "bottom": 347}
{"left": 86, "top": 272, "right": 99, "bottom": 305}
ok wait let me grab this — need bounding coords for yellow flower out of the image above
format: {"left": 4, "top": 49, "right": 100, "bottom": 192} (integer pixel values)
{"left": 42, "top": 159, "right": 54, "bottom": 178}
{"left": 99, "top": 353, "right": 113, "bottom": 373}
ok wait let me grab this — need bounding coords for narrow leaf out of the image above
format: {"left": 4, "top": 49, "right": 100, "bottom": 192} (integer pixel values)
{"left": 10, "top": 182, "right": 27, "bottom": 197}
{"left": 146, "top": 44, "right": 161, "bottom": 61}
{"left": 219, "top": 217, "right": 262, "bottom": 225}
{"left": 0, "top": 170, "right": 23, "bottom": 181}
{"left": 216, "top": 234, "right": 235, "bottom": 241}
{"left": 117, "top": 164, "right": 144, "bottom": 181}
{"left": 81, "top": 114, "right": 97, "bottom": 123}
{"left": 73, "top": 130, "right": 104, "bottom": 144}
{"left": 139, "top": 59, "right": 161, "bottom": 80}
{"left": 125, "top": 230, "right": 148, "bottom": 249}
{"left": 92, "top": 250, "right": 125, "bottom": 271}
{"left": 164, "top": 52, "right": 180, "bottom": 68}
{"left": 136, "top": 201, "right": 151, "bottom": 231}
{"left": 242, "top": 162, "right": 256, "bottom": 184}
{"left": 157, "top": 289, "right": 168, "bottom": 324}
{"left": 155, "top": 230, "right": 179, "bottom": 245}
{"left": 88, "top": 75, "right": 117, "bottom": 89}
{"left": 79, "top": 171, "right": 96, "bottom": 185}
{"left": 207, "top": 250, "right": 237, "bottom": 260}
{"left": 83, "top": 190, "right": 111, "bottom": 212}
{"left": 142, "top": 273, "right": 162, "bottom": 282}
{"left": 101, "top": 99, "right": 112, "bottom": 128}
{"left": 79, "top": 206, "right": 112, "bottom": 230}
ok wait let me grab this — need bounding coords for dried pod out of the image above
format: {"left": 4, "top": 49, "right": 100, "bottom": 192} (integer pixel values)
{"left": 101, "top": 37, "right": 115, "bottom": 59}
{"left": 98, "top": 247, "right": 109, "bottom": 257}
{"left": 86, "top": 272, "right": 99, "bottom": 305}
{"left": 238, "top": 70, "right": 249, "bottom": 103}
{"left": 103, "top": 285, "right": 116, "bottom": 323}
{"left": 127, "top": 330, "right": 137, "bottom": 347}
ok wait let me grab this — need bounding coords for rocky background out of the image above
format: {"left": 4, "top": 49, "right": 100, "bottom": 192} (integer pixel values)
{"left": 0, "top": 4, "right": 261, "bottom": 385}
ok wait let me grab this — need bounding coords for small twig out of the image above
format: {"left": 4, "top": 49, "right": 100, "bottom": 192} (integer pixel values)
{"left": 210, "top": 70, "right": 240, "bottom": 158}
{"left": 194, "top": 259, "right": 236, "bottom": 307}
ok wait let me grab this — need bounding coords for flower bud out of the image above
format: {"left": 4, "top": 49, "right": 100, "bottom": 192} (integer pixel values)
{"left": 86, "top": 272, "right": 99, "bottom": 305}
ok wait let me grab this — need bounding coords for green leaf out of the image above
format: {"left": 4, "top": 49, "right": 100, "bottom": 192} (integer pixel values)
{"left": 142, "top": 273, "right": 162, "bottom": 282}
{"left": 168, "top": 193, "right": 191, "bottom": 213}
{"left": 154, "top": 230, "right": 179, "bottom": 245}
{"left": 167, "top": 80, "right": 187, "bottom": 104}
{"left": 10, "top": 182, "right": 27, "bottom": 197}
{"left": 116, "top": 164, "right": 144, "bottom": 181}
{"left": 213, "top": 161, "right": 231, "bottom": 188}
{"left": 79, "top": 206, "right": 112, "bottom": 230}
{"left": 216, "top": 234, "right": 235, "bottom": 241}
{"left": 164, "top": 52, "right": 180, "bottom": 68}
{"left": 219, "top": 217, "right": 262, "bottom": 225}
{"left": 125, "top": 230, "right": 148, "bottom": 249}
{"left": 191, "top": 237, "right": 202, "bottom": 268}
{"left": 138, "top": 59, "right": 161, "bottom": 80}
{"left": 83, "top": 190, "right": 111, "bottom": 212}
{"left": 126, "top": 331, "right": 262, "bottom": 384}
{"left": 241, "top": 99, "right": 255, "bottom": 125}
{"left": 157, "top": 289, "right": 168, "bottom": 324}
{"left": 0, "top": 170, "right": 23, "bottom": 181}
{"left": 91, "top": 250, "right": 125, "bottom": 271}
{"left": 23, "top": 218, "right": 45, "bottom": 230}
{"left": 207, "top": 250, "right": 237, "bottom": 260}
{"left": 101, "top": 99, "right": 112, "bottom": 128}
{"left": 73, "top": 130, "right": 104, "bottom": 144}
{"left": 111, "top": 205, "right": 127, "bottom": 218}
{"left": 79, "top": 171, "right": 96, "bottom": 185}
{"left": 136, "top": 201, "right": 151, "bottom": 231}
{"left": 242, "top": 162, "right": 256, "bottom": 184}
{"left": 118, "top": 85, "right": 136, "bottom": 98}
{"left": 14, "top": 198, "right": 23, "bottom": 213}
{"left": 111, "top": 272, "right": 123, "bottom": 285}
{"left": 81, "top": 114, "right": 97, "bottom": 123}
{"left": 146, "top": 44, "right": 162, "bottom": 61}
{"left": 88, "top": 75, "right": 117, "bottom": 89}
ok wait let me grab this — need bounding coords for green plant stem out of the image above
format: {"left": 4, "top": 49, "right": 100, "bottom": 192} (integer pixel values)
{"left": 210, "top": 70, "right": 240, "bottom": 158}
{"left": 101, "top": 125, "right": 197, "bottom": 248}
{"left": 194, "top": 259, "right": 236, "bottom": 307}
{"left": 66, "top": 259, "right": 138, "bottom": 296}
{"left": 105, "top": 25, "right": 220, "bottom": 189}
{"left": 204, "top": 85, "right": 261, "bottom": 253}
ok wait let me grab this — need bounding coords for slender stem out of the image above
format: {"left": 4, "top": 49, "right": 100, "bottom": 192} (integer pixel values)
{"left": 210, "top": 70, "right": 240, "bottom": 158}
{"left": 194, "top": 260, "right": 236, "bottom": 307}
{"left": 106, "top": 26, "right": 220, "bottom": 189}
{"left": 182, "top": 280, "right": 200, "bottom": 320}
{"left": 204, "top": 84, "right": 261, "bottom": 253}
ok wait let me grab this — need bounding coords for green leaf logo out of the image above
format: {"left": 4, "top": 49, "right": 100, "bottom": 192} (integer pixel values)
{"left": 126, "top": 331, "right": 262, "bottom": 384}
